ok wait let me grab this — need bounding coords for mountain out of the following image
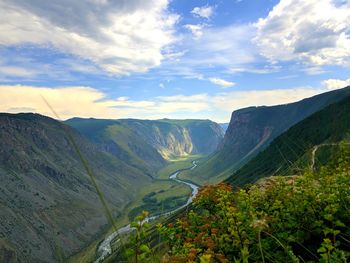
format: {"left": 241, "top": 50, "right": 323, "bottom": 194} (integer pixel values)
{"left": 67, "top": 118, "right": 224, "bottom": 161}
{"left": 219, "top": 123, "right": 229, "bottom": 132}
{"left": 226, "top": 93, "right": 350, "bottom": 186}
{"left": 65, "top": 118, "right": 166, "bottom": 177}
{"left": 187, "top": 86, "right": 350, "bottom": 184}
{"left": 119, "top": 119, "right": 224, "bottom": 159}
{"left": 0, "top": 113, "right": 153, "bottom": 263}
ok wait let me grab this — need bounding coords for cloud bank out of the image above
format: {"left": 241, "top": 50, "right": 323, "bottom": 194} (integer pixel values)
{"left": 255, "top": 0, "right": 350, "bottom": 66}
{"left": 0, "top": 85, "right": 325, "bottom": 122}
{"left": 323, "top": 78, "right": 350, "bottom": 90}
{"left": 0, "top": 0, "right": 179, "bottom": 75}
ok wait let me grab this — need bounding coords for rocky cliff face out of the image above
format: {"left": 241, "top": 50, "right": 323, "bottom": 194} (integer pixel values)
{"left": 219, "top": 107, "right": 273, "bottom": 159}
{"left": 0, "top": 113, "right": 152, "bottom": 263}
{"left": 226, "top": 93, "right": 350, "bottom": 186}
{"left": 119, "top": 119, "right": 224, "bottom": 159}
{"left": 222, "top": 86, "right": 350, "bottom": 164}
{"left": 66, "top": 118, "right": 223, "bottom": 165}
{"left": 188, "top": 86, "right": 350, "bottom": 184}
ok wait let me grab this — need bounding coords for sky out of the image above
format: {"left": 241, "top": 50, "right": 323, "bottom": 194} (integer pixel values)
{"left": 0, "top": 0, "right": 349, "bottom": 123}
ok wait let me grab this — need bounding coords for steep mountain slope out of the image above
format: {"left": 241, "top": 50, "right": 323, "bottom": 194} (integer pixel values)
{"left": 0, "top": 113, "right": 152, "bottom": 263}
{"left": 65, "top": 118, "right": 166, "bottom": 177}
{"left": 119, "top": 119, "right": 224, "bottom": 159}
{"left": 219, "top": 123, "right": 229, "bottom": 132}
{"left": 188, "top": 86, "right": 350, "bottom": 184}
{"left": 226, "top": 94, "right": 350, "bottom": 186}
{"left": 67, "top": 118, "right": 224, "bottom": 161}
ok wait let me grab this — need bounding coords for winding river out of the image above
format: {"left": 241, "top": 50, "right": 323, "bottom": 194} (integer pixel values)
{"left": 93, "top": 161, "right": 199, "bottom": 263}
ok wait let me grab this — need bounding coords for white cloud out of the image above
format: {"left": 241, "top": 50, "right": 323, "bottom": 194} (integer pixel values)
{"left": 255, "top": 0, "right": 350, "bottom": 66}
{"left": 0, "top": 85, "right": 209, "bottom": 120}
{"left": 0, "top": 66, "right": 39, "bottom": 77}
{"left": 303, "top": 66, "right": 327, "bottom": 75}
{"left": 209, "top": 78, "right": 236, "bottom": 88}
{"left": 0, "top": 85, "right": 123, "bottom": 119}
{"left": 154, "top": 23, "right": 258, "bottom": 81}
{"left": 212, "top": 88, "right": 324, "bottom": 114}
{"left": 191, "top": 5, "right": 214, "bottom": 19}
{"left": 171, "top": 24, "right": 256, "bottom": 73}
{"left": 0, "top": 0, "right": 179, "bottom": 75}
{"left": 322, "top": 78, "right": 350, "bottom": 90}
{"left": 0, "top": 84, "right": 328, "bottom": 122}
{"left": 229, "top": 65, "right": 281, "bottom": 74}
{"left": 184, "top": 24, "right": 204, "bottom": 39}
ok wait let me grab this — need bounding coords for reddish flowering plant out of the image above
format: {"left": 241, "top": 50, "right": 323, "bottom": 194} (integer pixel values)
{"left": 159, "top": 150, "right": 350, "bottom": 262}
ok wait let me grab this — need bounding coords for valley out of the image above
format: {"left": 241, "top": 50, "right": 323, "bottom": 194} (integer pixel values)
{"left": 67, "top": 156, "right": 201, "bottom": 263}
{"left": 0, "top": 113, "right": 222, "bottom": 263}
{"left": 1, "top": 87, "right": 350, "bottom": 262}
{"left": 93, "top": 160, "right": 199, "bottom": 263}
{"left": 2, "top": 1, "right": 350, "bottom": 262}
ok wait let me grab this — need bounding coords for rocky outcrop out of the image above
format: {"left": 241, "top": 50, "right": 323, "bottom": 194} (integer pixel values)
{"left": 119, "top": 119, "right": 224, "bottom": 160}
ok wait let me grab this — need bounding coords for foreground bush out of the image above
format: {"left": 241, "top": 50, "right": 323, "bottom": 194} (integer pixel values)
{"left": 159, "top": 145, "right": 350, "bottom": 262}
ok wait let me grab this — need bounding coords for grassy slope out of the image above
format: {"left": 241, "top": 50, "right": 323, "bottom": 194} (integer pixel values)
{"left": 227, "top": 94, "right": 350, "bottom": 186}
{"left": 157, "top": 154, "right": 203, "bottom": 179}
{"left": 65, "top": 118, "right": 166, "bottom": 176}
{"left": 179, "top": 153, "right": 231, "bottom": 185}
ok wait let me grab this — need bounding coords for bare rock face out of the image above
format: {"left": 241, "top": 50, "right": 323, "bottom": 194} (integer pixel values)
{"left": 220, "top": 107, "right": 273, "bottom": 160}
{"left": 117, "top": 119, "right": 225, "bottom": 160}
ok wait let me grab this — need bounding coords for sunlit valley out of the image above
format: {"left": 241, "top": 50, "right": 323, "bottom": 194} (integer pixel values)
{"left": 0, "top": 1, "right": 350, "bottom": 262}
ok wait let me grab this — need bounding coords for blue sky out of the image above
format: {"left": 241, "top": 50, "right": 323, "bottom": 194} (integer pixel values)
{"left": 0, "top": 0, "right": 349, "bottom": 122}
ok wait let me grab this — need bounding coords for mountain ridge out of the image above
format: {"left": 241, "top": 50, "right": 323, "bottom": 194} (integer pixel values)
{"left": 66, "top": 118, "right": 224, "bottom": 161}
{"left": 185, "top": 86, "right": 350, "bottom": 184}
{"left": 226, "top": 92, "right": 350, "bottom": 186}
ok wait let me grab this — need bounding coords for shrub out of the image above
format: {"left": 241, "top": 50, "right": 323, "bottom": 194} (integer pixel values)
{"left": 158, "top": 146, "right": 350, "bottom": 262}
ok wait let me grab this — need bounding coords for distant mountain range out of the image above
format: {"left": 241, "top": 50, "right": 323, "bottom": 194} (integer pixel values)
{"left": 0, "top": 114, "right": 223, "bottom": 263}
{"left": 187, "top": 86, "right": 350, "bottom": 184}
{"left": 66, "top": 118, "right": 224, "bottom": 161}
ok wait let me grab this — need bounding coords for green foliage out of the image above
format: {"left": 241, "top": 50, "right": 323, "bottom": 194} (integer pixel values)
{"left": 125, "top": 211, "right": 153, "bottom": 263}
{"left": 128, "top": 196, "right": 188, "bottom": 221}
{"left": 159, "top": 146, "right": 350, "bottom": 262}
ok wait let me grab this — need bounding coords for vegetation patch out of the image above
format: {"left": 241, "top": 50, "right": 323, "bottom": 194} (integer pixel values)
{"left": 128, "top": 196, "right": 188, "bottom": 221}
{"left": 158, "top": 144, "right": 350, "bottom": 262}
{"left": 157, "top": 155, "right": 203, "bottom": 180}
